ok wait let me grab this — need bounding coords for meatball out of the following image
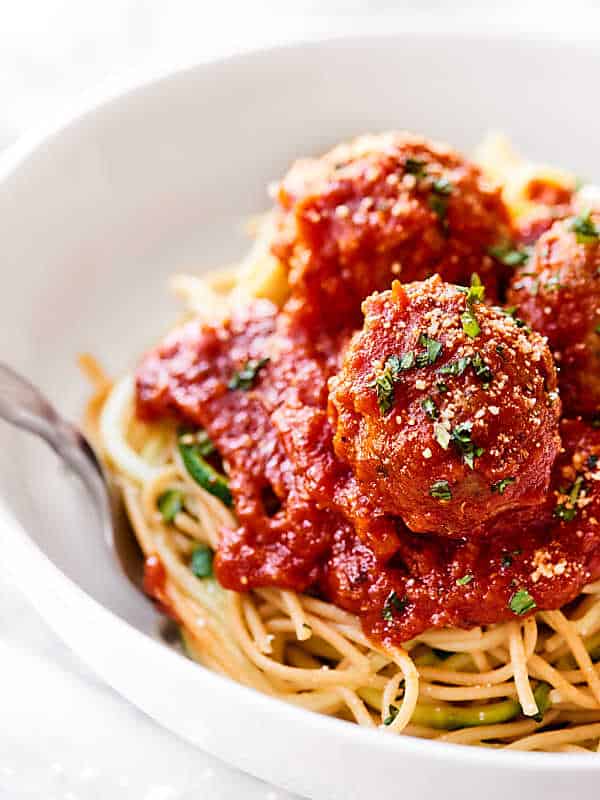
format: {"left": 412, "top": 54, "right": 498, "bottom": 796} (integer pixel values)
{"left": 507, "top": 213, "right": 600, "bottom": 417}
{"left": 328, "top": 275, "right": 561, "bottom": 538}
{"left": 272, "top": 132, "right": 512, "bottom": 325}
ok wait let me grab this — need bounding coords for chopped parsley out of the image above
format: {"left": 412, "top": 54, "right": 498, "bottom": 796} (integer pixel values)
{"left": 461, "top": 275, "right": 484, "bottom": 339}
{"left": 433, "top": 422, "right": 451, "bottom": 449}
{"left": 190, "top": 544, "right": 214, "bottom": 578}
{"left": 595, "top": 325, "right": 600, "bottom": 335}
{"left": 439, "top": 356, "right": 471, "bottom": 377}
{"left": 432, "top": 177, "right": 453, "bottom": 196}
{"left": 491, "top": 477, "right": 516, "bottom": 495}
{"left": 371, "top": 350, "right": 419, "bottom": 414}
{"left": 416, "top": 333, "right": 443, "bottom": 367}
{"left": 456, "top": 574, "right": 474, "bottom": 586}
{"left": 371, "top": 359, "right": 397, "bottom": 415}
{"left": 157, "top": 489, "right": 184, "bottom": 523}
{"left": 488, "top": 242, "right": 530, "bottom": 267}
{"left": 450, "top": 421, "right": 484, "bottom": 469}
{"left": 382, "top": 591, "right": 409, "bottom": 621}
{"left": 421, "top": 396, "right": 439, "bottom": 419}
{"left": 405, "top": 157, "right": 426, "bottom": 178}
{"left": 438, "top": 353, "right": 493, "bottom": 387}
{"left": 587, "top": 454, "right": 599, "bottom": 470}
{"left": 465, "top": 273, "right": 485, "bottom": 303}
{"left": 398, "top": 351, "right": 416, "bottom": 370}
{"left": 430, "top": 480, "right": 452, "bottom": 501}
{"left": 509, "top": 589, "right": 537, "bottom": 616}
{"left": 495, "top": 305, "right": 531, "bottom": 333}
{"left": 471, "top": 352, "right": 493, "bottom": 387}
{"left": 429, "top": 194, "right": 449, "bottom": 228}
{"left": 570, "top": 210, "right": 600, "bottom": 245}
{"left": 554, "top": 475, "right": 585, "bottom": 522}
{"left": 228, "top": 357, "right": 270, "bottom": 391}
{"left": 501, "top": 549, "right": 522, "bottom": 569}
{"left": 436, "top": 381, "right": 449, "bottom": 393}
{"left": 371, "top": 336, "right": 443, "bottom": 416}
{"left": 383, "top": 704, "right": 399, "bottom": 726}
{"left": 544, "top": 275, "right": 563, "bottom": 292}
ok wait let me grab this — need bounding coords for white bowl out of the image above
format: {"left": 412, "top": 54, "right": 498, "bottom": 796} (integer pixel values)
{"left": 1, "top": 32, "right": 599, "bottom": 800}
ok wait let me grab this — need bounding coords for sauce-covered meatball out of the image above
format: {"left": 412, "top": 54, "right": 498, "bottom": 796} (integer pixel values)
{"left": 272, "top": 132, "right": 511, "bottom": 325}
{"left": 507, "top": 212, "right": 600, "bottom": 417}
{"left": 328, "top": 275, "right": 561, "bottom": 537}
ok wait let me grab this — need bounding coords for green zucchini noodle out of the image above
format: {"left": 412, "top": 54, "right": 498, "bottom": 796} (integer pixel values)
{"left": 83, "top": 135, "right": 600, "bottom": 752}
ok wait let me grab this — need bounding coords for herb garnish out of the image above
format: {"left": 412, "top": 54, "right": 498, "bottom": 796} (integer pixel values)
{"left": 429, "top": 194, "right": 449, "bottom": 228}
{"left": 405, "top": 157, "right": 426, "bottom": 178}
{"left": 432, "top": 177, "right": 453, "bottom": 196}
{"left": 471, "top": 352, "right": 493, "bottom": 387}
{"left": 456, "top": 574, "right": 474, "bottom": 586}
{"left": 382, "top": 591, "right": 409, "bottom": 621}
{"left": 416, "top": 333, "right": 443, "bottom": 367}
{"left": 371, "top": 359, "right": 398, "bottom": 415}
{"left": 228, "top": 357, "right": 270, "bottom": 391}
{"left": 461, "top": 275, "right": 484, "bottom": 339}
{"left": 438, "top": 351, "right": 497, "bottom": 389}
{"left": 421, "top": 396, "right": 439, "bottom": 419}
{"left": 427, "top": 178, "right": 453, "bottom": 230}
{"left": 495, "top": 305, "right": 531, "bottom": 334}
{"left": 383, "top": 704, "right": 399, "bottom": 726}
{"left": 509, "top": 589, "right": 537, "bottom": 616}
{"left": 371, "top": 350, "right": 419, "bottom": 414}
{"left": 554, "top": 475, "right": 585, "bottom": 522}
{"left": 430, "top": 480, "right": 452, "bottom": 501}
{"left": 501, "top": 549, "right": 522, "bottom": 569}
{"left": 488, "top": 242, "right": 530, "bottom": 267}
{"left": 157, "top": 489, "right": 184, "bottom": 523}
{"left": 436, "top": 381, "right": 449, "bottom": 393}
{"left": 398, "top": 351, "right": 416, "bottom": 370}
{"left": 190, "top": 544, "right": 214, "bottom": 578}
{"left": 491, "top": 477, "right": 516, "bottom": 495}
{"left": 570, "top": 210, "right": 600, "bottom": 245}
{"left": 544, "top": 276, "right": 563, "bottom": 292}
{"left": 450, "top": 421, "right": 484, "bottom": 469}
{"left": 439, "top": 356, "right": 471, "bottom": 377}
{"left": 587, "top": 454, "right": 599, "bottom": 470}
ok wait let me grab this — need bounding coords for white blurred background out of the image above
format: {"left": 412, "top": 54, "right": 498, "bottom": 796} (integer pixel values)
{"left": 2, "top": 0, "right": 600, "bottom": 148}
{"left": 1, "top": 3, "right": 600, "bottom": 798}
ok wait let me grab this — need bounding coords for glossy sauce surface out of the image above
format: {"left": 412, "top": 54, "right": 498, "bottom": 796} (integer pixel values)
{"left": 135, "top": 134, "right": 600, "bottom": 645}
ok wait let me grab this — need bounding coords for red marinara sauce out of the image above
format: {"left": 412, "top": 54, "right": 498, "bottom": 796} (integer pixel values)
{"left": 134, "top": 134, "right": 600, "bottom": 646}
{"left": 136, "top": 288, "right": 600, "bottom": 644}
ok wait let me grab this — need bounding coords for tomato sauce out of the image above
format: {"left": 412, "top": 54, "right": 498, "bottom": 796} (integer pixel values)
{"left": 136, "top": 294, "right": 600, "bottom": 645}
{"left": 134, "top": 134, "right": 600, "bottom": 646}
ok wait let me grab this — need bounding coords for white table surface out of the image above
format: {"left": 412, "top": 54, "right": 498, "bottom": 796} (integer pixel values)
{"left": 2, "top": 3, "right": 600, "bottom": 798}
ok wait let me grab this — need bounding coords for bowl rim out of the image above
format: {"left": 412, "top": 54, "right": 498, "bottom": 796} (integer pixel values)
{"left": 2, "top": 29, "right": 600, "bottom": 773}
